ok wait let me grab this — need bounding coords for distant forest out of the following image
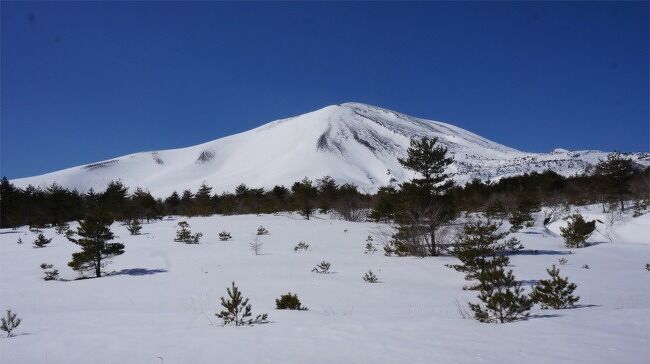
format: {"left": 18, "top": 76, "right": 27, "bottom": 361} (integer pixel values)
{"left": 1, "top": 152, "right": 648, "bottom": 229}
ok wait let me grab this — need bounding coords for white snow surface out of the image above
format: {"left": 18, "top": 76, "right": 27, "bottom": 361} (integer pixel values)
{"left": 11, "top": 102, "right": 650, "bottom": 196}
{"left": 1, "top": 206, "right": 649, "bottom": 363}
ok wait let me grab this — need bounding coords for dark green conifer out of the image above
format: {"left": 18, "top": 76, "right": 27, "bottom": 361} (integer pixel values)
{"left": 530, "top": 265, "right": 579, "bottom": 309}
{"left": 67, "top": 212, "right": 124, "bottom": 277}
{"left": 469, "top": 266, "right": 532, "bottom": 323}
{"left": 216, "top": 282, "right": 268, "bottom": 326}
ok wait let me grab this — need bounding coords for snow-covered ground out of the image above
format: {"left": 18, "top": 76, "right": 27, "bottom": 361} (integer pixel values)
{"left": 1, "top": 206, "right": 648, "bottom": 363}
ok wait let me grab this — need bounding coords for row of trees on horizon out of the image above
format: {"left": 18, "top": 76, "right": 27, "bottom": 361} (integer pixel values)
{"left": 0, "top": 148, "right": 647, "bottom": 230}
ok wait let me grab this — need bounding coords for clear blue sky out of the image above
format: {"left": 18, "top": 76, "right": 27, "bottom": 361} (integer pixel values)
{"left": 2, "top": 1, "right": 648, "bottom": 179}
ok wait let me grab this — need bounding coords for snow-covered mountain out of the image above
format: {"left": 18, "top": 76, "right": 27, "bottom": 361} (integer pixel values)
{"left": 11, "top": 102, "right": 649, "bottom": 196}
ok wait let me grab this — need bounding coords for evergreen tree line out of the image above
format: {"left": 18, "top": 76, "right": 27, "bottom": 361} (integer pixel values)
{"left": 1, "top": 149, "right": 647, "bottom": 230}
{"left": 370, "top": 152, "right": 649, "bottom": 226}
{"left": 0, "top": 176, "right": 370, "bottom": 228}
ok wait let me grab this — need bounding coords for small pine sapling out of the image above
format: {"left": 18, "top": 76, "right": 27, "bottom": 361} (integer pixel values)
{"left": 33, "top": 233, "right": 52, "bottom": 248}
{"left": 581, "top": 264, "right": 590, "bottom": 269}
{"left": 294, "top": 241, "right": 310, "bottom": 252}
{"left": 504, "top": 237, "right": 524, "bottom": 253}
{"left": 275, "top": 293, "right": 308, "bottom": 310}
{"left": 558, "top": 257, "right": 568, "bottom": 266}
{"left": 40, "top": 263, "right": 59, "bottom": 281}
{"left": 509, "top": 208, "right": 534, "bottom": 232}
{"left": 0, "top": 310, "right": 22, "bottom": 338}
{"left": 249, "top": 236, "right": 263, "bottom": 255}
{"left": 312, "top": 261, "right": 331, "bottom": 274}
{"left": 645, "top": 263, "right": 650, "bottom": 272}
{"left": 469, "top": 266, "right": 532, "bottom": 323}
{"left": 560, "top": 214, "right": 596, "bottom": 248}
{"left": 126, "top": 219, "right": 143, "bottom": 235}
{"left": 215, "top": 282, "right": 268, "bottom": 326}
{"left": 55, "top": 222, "right": 70, "bottom": 235}
{"left": 256, "top": 226, "right": 269, "bottom": 235}
{"left": 16, "top": 237, "right": 22, "bottom": 245}
{"left": 174, "top": 221, "right": 202, "bottom": 244}
{"left": 364, "top": 236, "right": 377, "bottom": 254}
{"left": 218, "top": 231, "right": 232, "bottom": 241}
{"left": 530, "top": 265, "right": 579, "bottom": 309}
{"left": 362, "top": 270, "right": 379, "bottom": 283}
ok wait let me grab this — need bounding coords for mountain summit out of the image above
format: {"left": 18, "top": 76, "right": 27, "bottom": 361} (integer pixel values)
{"left": 11, "top": 103, "right": 649, "bottom": 196}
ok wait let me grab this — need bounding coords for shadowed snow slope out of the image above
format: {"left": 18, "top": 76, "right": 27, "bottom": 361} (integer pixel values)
{"left": 12, "top": 102, "right": 649, "bottom": 196}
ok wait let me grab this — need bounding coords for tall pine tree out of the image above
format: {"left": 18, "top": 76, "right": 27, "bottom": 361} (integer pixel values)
{"left": 67, "top": 212, "right": 124, "bottom": 277}
{"left": 392, "top": 137, "right": 454, "bottom": 256}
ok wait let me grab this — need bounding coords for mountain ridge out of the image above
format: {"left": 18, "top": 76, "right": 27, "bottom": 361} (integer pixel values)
{"left": 11, "top": 102, "right": 649, "bottom": 196}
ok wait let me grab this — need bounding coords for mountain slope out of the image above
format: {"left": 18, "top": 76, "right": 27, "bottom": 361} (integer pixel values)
{"left": 11, "top": 102, "right": 649, "bottom": 196}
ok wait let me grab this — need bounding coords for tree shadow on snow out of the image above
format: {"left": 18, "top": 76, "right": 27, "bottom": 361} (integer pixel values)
{"left": 507, "top": 249, "right": 572, "bottom": 256}
{"left": 527, "top": 313, "right": 563, "bottom": 320}
{"left": 109, "top": 268, "right": 168, "bottom": 276}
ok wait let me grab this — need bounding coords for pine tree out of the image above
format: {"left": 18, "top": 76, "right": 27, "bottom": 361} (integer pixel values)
{"left": 362, "top": 270, "right": 379, "bottom": 283}
{"left": 256, "top": 226, "right": 269, "bottom": 235}
{"left": 275, "top": 293, "right": 308, "bottom": 310}
{"left": 55, "top": 222, "right": 70, "bottom": 235}
{"left": 293, "top": 241, "right": 310, "bottom": 252}
{"left": 560, "top": 214, "right": 596, "bottom": 248}
{"left": 469, "top": 266, "right": 532, "bottom": 323}
{"left": 451, "top": 219, "right": 509, "bottom": 289}
{"left": 392, "top": 137, "right": 454, "bottom": 256}
{"left": 215, "top": 282, "right": 268, "bottom": 326}
{"left": 292, "top": 177, "right": 318, "bottom": 220}
{"left": 194, "top": 182, "right": 213, "bottom": 216}
{"left": 126, "top": 218, "right": 142, "bottom": 235}
{"left": 593, "top": 152, "right": 635, "bottom": 210}
{"left": 312, "top": 261, "right": 331, "bottom": 274}
{"left": 33, "top": 233, "right": 52, "bottom": 248}
{"left": 0, "top": 310, "right": 21, "bottom": 337}
{"left": 174, "top": 221, "right": 202, "bottom": 243}
{"left": 509, "top": 208, "right": 534, "bottom": 232}
{"left": 364, "top": 236, "right": 377, "bottom": 254}
{"left": 67, "top": 212, "right": 124, "bottom": 277}
{"left": 530, "top": 265, "right": 580, "bottom": 309}
{"left": 218, "top": 231, "right": 232, "bottom": 241}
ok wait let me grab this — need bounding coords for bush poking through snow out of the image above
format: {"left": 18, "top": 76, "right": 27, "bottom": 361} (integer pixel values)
{"left": 312, "top": 261, "right": 331, "bottom": 274}
{"left": 55, "top": 222, "right": 70, "bottom": 235}
{"left": 646, "top": 263, "right": 650, "bottom": 272}
{"left": 509, "top": 208, "right": 534, "bottom": 232}
{"left": 126, "top": 219, "right": 143, "bottom": 235}
{"left": 560, "top": 214, "right": 596, "bottom": 248}
{"left": 33, "top": 233, "right": 52, "bottom": 248}
{"left": 364, "top": 236, "right": 377, "bottom": 254}
{"left": 558, "top": 257, "right": 568, "bottom": 266}
{"left": 582, "top": 264, "right": 590, "bottom": 269}
{"left": 249, "top": 236, "right": 263, "bottom": 255}
{"left": 504, "top": 237, "right": 524, "bottom": 253}
{"left": 218, "top": 231, "right": 232, "bottom": 241}
{"left": 256, "top": 226, "right": 269, "bottom": 235}
{"left": 294, "top": 241, "right": 310, "bottom": 252}
{"left": 530, "top": 265, "right": 579, "bottom": 309}
{"left": 174, "top": 221, "right": 202, "bottom": 244}
{"left": 363, "top": 270, "right": 379, "bottom": 283}
{"left": 469, "top": 266, "right": 532, "bottom": 323}
{"left": 16, "top": 237, "right": 22, "bottom": 245}
{"left": 215, "top": 282, "right": 268, "bottom": 326}
{"left": 0, "top": 310, "right": 22, "bottom": 338}
{"left": 40, "top": 263, "right": 59, "bottom": 281}
{"left": 275, "top": 293, "right": 308, "bottom": 310}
